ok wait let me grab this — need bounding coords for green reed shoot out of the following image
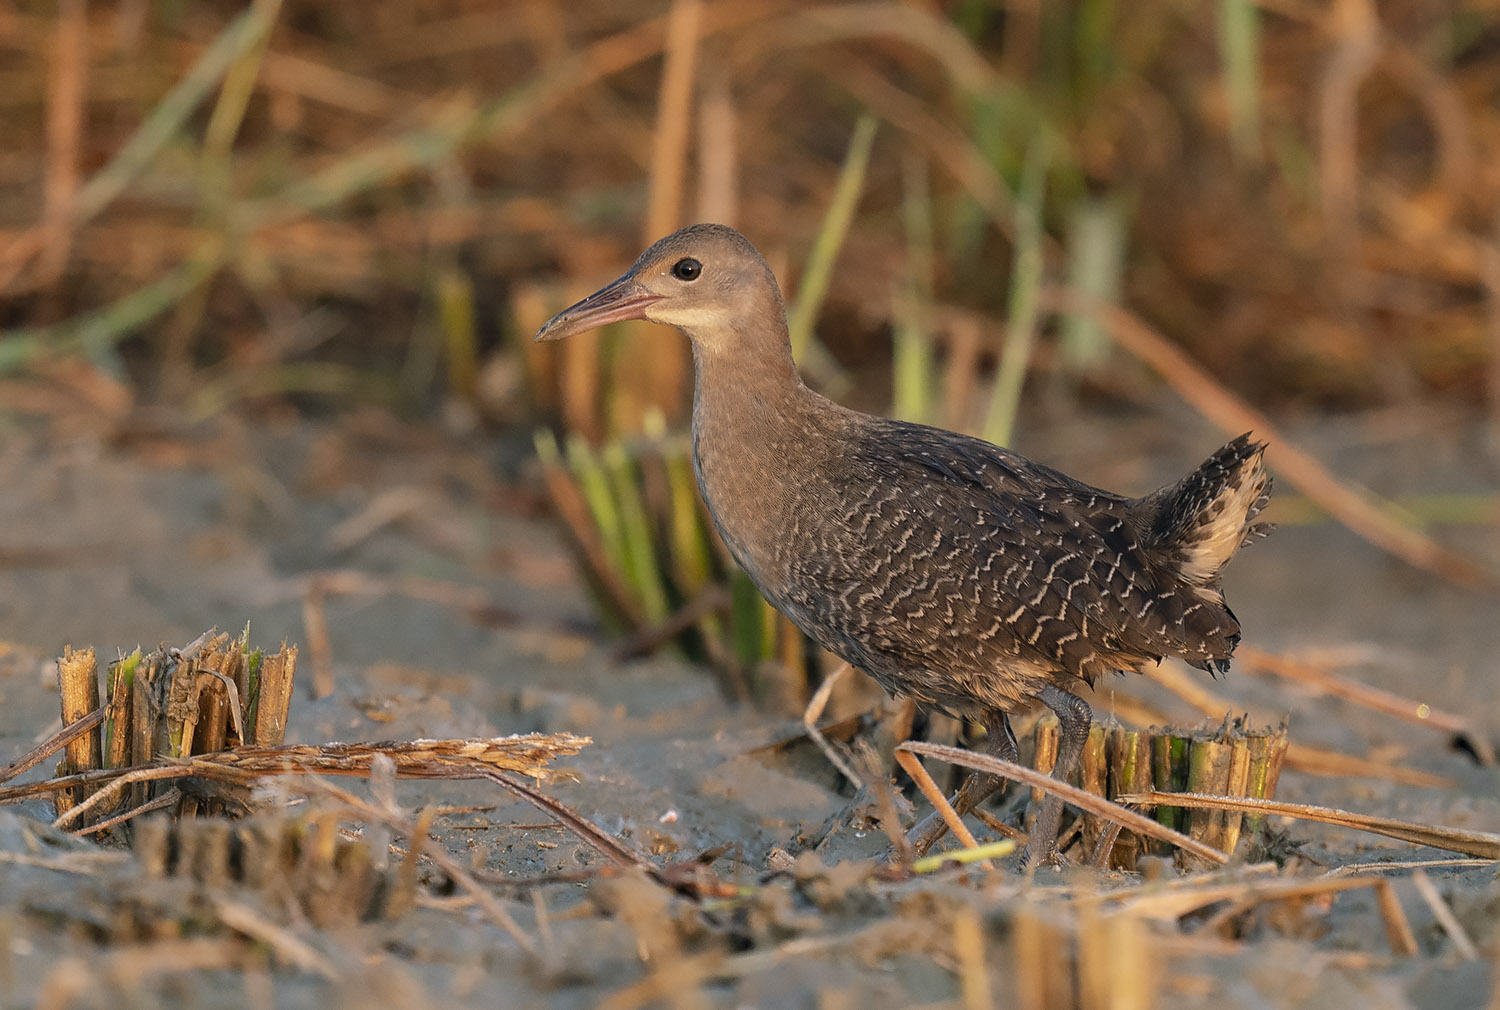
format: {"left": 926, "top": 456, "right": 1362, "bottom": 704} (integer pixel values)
{"left": 788, "top": 115, "right": 878, "bottom": 379}
{"left": 892, "top": 153, "right": 936, "bottom": 425}
{"left": 982, "top": 134, "right": 1050, "bottom": 448}
{"left": 1058, "top": 194, "right": 1127, "bottom": 383}
{"left": 1218, "top": 0, "right": 1262, "bottom": 162}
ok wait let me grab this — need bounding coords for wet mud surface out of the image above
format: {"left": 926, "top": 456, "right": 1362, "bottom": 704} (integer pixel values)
{"left": 1, "top": 403, "right": 1498, "bottom": 1008}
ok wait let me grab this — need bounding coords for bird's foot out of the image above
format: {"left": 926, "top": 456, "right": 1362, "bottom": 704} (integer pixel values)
{"left": 903, "top": 808, "right": 953, "bottom": 858}
{"left": 1019, "top": 837, "right": 1064, "bottom": 870}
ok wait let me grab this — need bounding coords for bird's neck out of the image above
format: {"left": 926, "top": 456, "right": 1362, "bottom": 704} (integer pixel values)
{"left": 686, "top": 314, "right": 819, "bottom": 582}
{"left": 688, "top": 315, "right": 807, "bottom": 440}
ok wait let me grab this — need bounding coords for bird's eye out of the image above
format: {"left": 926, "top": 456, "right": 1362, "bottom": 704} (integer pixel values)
{"left": 671, "top": 257, "right": 702, "bottom": 281}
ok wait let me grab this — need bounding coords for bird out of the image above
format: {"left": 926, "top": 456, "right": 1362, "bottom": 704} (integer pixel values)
{"left": 535, "top": 223, "right": 1272, "bottom": 865}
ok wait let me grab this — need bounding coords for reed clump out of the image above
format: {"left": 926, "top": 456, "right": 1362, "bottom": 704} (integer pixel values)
{"left": 53, "top": 627, "right": 297, "bottom": 832}
{"left": 534, "top": 419, "right": 825, "bottom": 712}
{"left": 129, "top": 809, "right": 417, "bottom": 931}
{"left": 1034, "top": 714, "right": 1289, "bottom": 870}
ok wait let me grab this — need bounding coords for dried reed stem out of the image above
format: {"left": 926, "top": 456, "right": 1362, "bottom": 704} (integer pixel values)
{"left": 56, "top": 646, "right": 100, "bottom": 817}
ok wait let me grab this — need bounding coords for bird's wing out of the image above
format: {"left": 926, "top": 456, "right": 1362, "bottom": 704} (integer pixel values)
{"left": 820, "top": 419, "right": 1241, "bottom": 684}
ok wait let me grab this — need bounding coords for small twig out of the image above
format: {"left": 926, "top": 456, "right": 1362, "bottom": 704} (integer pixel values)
{"left": 894, "top": 748, "right": 980, "bottom": 852}
{"left": 477, "top": 768, "right": 655, "bottom": 874}
{"left": 54, "top": 765, "right": 235, "bottom": 830}
{"left": 901, "top": 741, "right": 1228, "bottom": 865}
{"left": 1117, "top": 790, "right": 1500, "bottom": 859}
{"left": 1374, "top": 879, "right": 1421, "bottom": 957}
{"left": 1322, "top": 858, "right": 1498, "bottom": 878}
{"left": 970, "top": 807, "right": 1025, "bottom": 841}
{"left": 0, "top": 707, "right": 104, "bottom": 786}
{"left": 0, "top": 849, "right": 130, "bottom": 875}
{"left": 611, "top": 584, "right": 730, "bottom": 660}
{"left": 1238, "top": 645, "right": 1497, "bottom": 766}
{"left": 1410, "top": 869, "right": 1480, "bottom": 960}
{"left": 802, "top": 662, "right": 864, "bottom": 790}
{"left": 301, "top": 580, "right": 334, "bottom": 699}
{"left": 73, "top": 787, "right": 182, "bottom": 837}
{"left": 4, "top": 735, "right": 587, "bottom": 814}
{"left": 211, "top": 898, "right": 343, "bottom": 980}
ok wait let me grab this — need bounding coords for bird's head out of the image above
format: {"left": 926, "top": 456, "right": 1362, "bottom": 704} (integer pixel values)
{"left": 534, "top": 224, "right": 785, "bottom": 353}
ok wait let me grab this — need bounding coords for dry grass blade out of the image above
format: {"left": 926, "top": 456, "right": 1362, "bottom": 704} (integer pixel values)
{"left": 1118, "top": 790, "right": 1500, "bottom": 859}
{"left": 210, "top": 899, "right": 342, "bottom": 980}
{"left": 2, "top": 734, "right": 589, "bottom": 814}
{"left": 475, "top": 768, "right": 654, "bottom": 875}
{"left": 894, "top": 748, "right": 981, "bottom": 852}
{"left": 1144, "top": 660, "right": 1457, "bottom": 788}
{"left": 899, "top": 741, "right": 1228, "bottom": 865}
{"left": 39, "top": 0, "right": 86, "bottom": 287}
{"left": 1043, "top": 289, "right": 1500, "bottom": 591}
{"left": 35, "top": 939, "right": 252, "bottom": 1010}
{"left": 1323, "top": 858, "right": 1498, "bottom": 877}
{"left": 1237, "top": 645, "right": 1496, "bottom": 766}
{"left": 208, "top": 734, "right": 591, "bottom": 779}
{"left": 803, "top": 662, "right": 864, "bottom": 790}
{"left": 1283, "top": 745, "right": 1453, "bottom": 790}
{"left": 0, "top": 708, "right": 104, "bottom": 785}
{"left": 76, "top": 787, "right": 182, "bottom": 837}
{"left": 0, "top": 849, "right": 130, "bottom": 875}
{"left": 1374, "top": 877, "right": 1421, "bottom": 957}
{"left": 1165, "top": 875, "right": 1420, "bottom": 957}
{"left": 290, "top": 779, "right": 538, "bottom": 955}
{"left": 1410, "top": 869, "right": 1480, "bottom": 960}
{"left": 1108, "top": 868, "right": 1416, "bottom": 959}
{"left": 952, "top": 904, "right": 993, "bottom": 1010}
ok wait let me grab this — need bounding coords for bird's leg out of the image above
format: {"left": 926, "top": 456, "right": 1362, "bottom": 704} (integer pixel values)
{"left": 904, "top": 710, "right": 1017, "bottom": 856}
{"left": 1026, "top": 685, "right": 1092, "bottom": 867}
{"left": 802, "top": 663, "right": 864, "bottom": 790}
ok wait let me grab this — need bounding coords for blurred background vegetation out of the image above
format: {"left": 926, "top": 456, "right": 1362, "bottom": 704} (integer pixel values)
{"left": 3, "top": 1, "right": 1498, "bottom": 693}
{"left": 4, "top": 0, "right": 1497, "bottom": 432}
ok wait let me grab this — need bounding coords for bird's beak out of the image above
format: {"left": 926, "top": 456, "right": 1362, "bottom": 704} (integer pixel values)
{"left": 533, "top": 274, "right": 664, "bottom": 342}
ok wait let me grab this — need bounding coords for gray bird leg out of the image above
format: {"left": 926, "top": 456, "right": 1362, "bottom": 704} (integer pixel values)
{"left": 1026, "top": 685, "right": 1092, "bottom": 866}
{"left": 905, "top": 710, "right": 1017, "bottom": 856}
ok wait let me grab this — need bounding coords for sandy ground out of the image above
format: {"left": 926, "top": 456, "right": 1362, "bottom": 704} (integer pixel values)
{"left": 0, "top": 400, "right": 1497, "bottom": 1008}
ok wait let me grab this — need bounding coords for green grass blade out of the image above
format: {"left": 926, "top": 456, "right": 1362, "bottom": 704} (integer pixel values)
{"left": 0, "top": 249, "right": 225, "bottom": 375}
{"left": 602, "top": 442, "right": 671, "bottom": 623}
{"left": 434, "top": 264, "right": 479, "bottom": 399}
{"left": 1218, "top": 0, "right": 1261, "bottom": 161}
{"left": 893, "top": 153, "right": 936, "bottom": 424}
{"left": 982, "top": 135, "right": 1050, "bottom": 447}
{"left": 565, "top": 434, "right": 628, "bottom": 581}
{"left": 730, "top": 569, "right": 765, "bottom": 668}
{"left": 787, "top": 115, "right": 878, "bottom": 370}
{"left": 1058, "top": 194, "right": 1127, "bottom": 379}
{"left": 77, "top": 6, "right": 277, "bottom": 224}
{"left": 643, "top": 409, "right": 714, "bottom": 592}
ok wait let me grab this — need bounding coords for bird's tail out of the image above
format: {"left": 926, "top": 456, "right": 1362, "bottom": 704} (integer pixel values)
{"left": 1142, "top": 434, "right": 1273, "bottom": 587}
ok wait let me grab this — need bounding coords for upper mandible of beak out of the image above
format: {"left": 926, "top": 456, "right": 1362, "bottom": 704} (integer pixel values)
{"left": 533, "top": 273, "right": 665, "bottom": 342}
